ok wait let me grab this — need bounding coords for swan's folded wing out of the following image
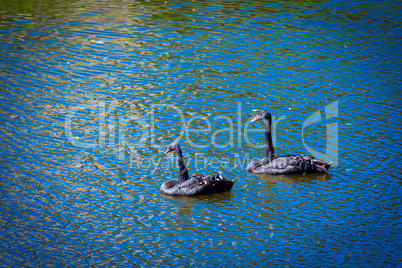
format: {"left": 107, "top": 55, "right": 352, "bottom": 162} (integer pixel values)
{"left": 187, "top": 175, "right": 234, "bottom": 195}
{"left": 248, "top": 155, "right": 304, "bottom": 174}
{"left": 160, "top": 176, "right": 211, "bottom": 196}
{"left": 160, "top": 175, "right": 234, "bottom": 196}
{"left": 263, "top": 155, "right": 330, "bottom": 174}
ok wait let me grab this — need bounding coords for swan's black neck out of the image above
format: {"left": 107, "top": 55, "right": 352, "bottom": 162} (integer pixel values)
{"left": 175, "top": 145, "right": 189, "bottom": 182}
{"left": 264, "top": 119, "right": 275, "bottom": 161}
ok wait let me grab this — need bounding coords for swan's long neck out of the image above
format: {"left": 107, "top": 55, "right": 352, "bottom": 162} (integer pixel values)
{"left": 265, "top": 119, "right": 275, "bottom": 161}
{"left": 175, "top": 145, "right": 189, "bottom": 182}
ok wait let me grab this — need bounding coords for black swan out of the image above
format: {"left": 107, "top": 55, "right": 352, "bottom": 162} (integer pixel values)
{"left": 160, "top": 141, "right": 235, "bottom": 196}
{"left": 246, "top": 110, "right": 332, "bottom": 174}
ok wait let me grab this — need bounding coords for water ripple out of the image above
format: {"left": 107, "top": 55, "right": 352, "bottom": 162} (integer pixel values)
{"left": 0, "top": 0, "right": 401, "bottom": 267}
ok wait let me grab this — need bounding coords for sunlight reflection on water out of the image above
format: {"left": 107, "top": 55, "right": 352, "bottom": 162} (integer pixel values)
{"left": 0, "top": 0, "right": 400, "bottom": 266}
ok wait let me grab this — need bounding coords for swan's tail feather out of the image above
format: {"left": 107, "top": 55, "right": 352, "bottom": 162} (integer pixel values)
{"left": 315, "top": 164, "right": 327, "bottom": 173}
{"left": 325, "top": 161, "right": 332, "bottom": 170}
{"left": 312, "top": 159, "right": 332, "bottom": 173}
{"left": 209, "top": 174, "right": 235, "bottom": 193}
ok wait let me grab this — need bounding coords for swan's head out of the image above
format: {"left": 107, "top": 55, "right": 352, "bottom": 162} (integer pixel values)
{"left": 251, "top": 110, "right": 271, "bottom": 122}
{"left": 164, "top": 141, "right": 179, "bottom": 154}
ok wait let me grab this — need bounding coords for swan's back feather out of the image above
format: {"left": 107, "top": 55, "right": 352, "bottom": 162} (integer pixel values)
{"left": 247, "top": 154, "right": 331, "bottom": 174}
{"left": 160, "top": 175, "right": 234, "bottom": 196}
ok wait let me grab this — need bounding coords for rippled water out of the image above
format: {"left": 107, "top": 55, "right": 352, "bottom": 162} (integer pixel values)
{"left": 0, "top": 0, "right": 401, "bottom": 266}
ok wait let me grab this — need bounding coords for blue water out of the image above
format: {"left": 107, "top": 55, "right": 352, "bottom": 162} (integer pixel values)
{"left": 0, "top": 0, "right": 401, "bottom": 266}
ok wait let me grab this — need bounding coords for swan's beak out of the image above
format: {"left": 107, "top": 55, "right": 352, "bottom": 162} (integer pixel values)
{"left": 163, "top": 148, "right": 170, "bottom": 155}
{"left": 251, "top": 115, "right": 259, "bottom": 122}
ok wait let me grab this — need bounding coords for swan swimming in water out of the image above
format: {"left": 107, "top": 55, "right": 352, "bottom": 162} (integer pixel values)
{"left": 246, "top": 110, "right": 332, "bottom": 174}
{"left": 160, "top": 141, "right": 235, "bottom": 196}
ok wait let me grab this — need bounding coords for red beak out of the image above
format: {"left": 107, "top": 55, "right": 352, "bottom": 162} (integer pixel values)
{"left": 164, "top": 148, "right": 170, "bottom": 155}
{"left": 251, "top": 115, "right": 259, "bottom": 122}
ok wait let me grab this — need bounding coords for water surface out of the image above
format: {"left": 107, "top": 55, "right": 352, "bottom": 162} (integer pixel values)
{"left": 0, "top": 0, "right": 401, "bottom": 266}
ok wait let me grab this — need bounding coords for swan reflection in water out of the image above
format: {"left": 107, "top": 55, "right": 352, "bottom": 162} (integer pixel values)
{"left": 158, "top": 191, "right": 234, "bottom": 226}
{"left": 252, "top": 172, "right": 332, "bottom": 191}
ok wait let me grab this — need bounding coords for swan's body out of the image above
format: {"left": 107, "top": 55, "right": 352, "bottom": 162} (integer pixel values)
{"left": 246, "top": 110, "right": 331, "bottom": 174}
{"left": 160, "top": 141, "right": 234, "bottom": 196}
